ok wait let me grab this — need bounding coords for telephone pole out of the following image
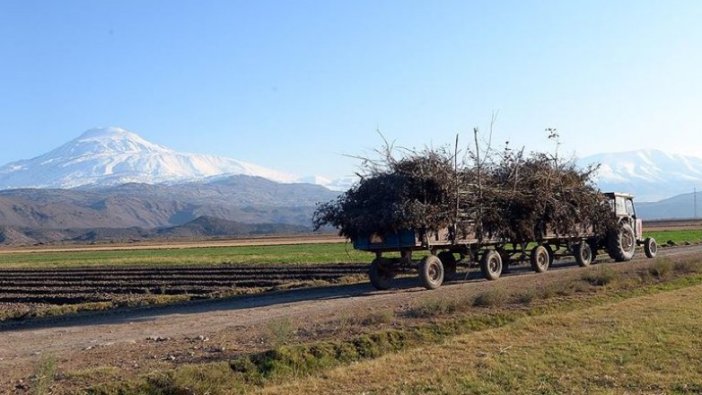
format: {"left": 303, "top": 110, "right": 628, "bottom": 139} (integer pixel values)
{"left": 695, "top": 187, "right": 698, "bottom": 219}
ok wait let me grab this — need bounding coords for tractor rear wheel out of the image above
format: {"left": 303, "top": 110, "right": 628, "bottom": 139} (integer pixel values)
{"left": 607, "top": 223, "right": 636, "bottom": 262}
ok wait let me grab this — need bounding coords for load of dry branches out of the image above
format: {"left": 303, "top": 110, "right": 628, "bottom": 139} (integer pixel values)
{"left": 313, "top": 130, "right": 616, "bottom": 243}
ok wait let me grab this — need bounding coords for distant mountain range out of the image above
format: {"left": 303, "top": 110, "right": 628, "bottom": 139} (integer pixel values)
{"left": 0, "top": 174, "right": 339, "bottom": 245}
{"left": 0, "top": 127, "right": 351, "bottom": 191}
{"left": 0, "top": 128, "right": 700, "bottom": 245}
{"left": 636, "top": 191, "right": 702, "bottom": 220}
{"left": 0, "top": 174, "right": 338, "bottom": 229}
{"left": 0, "top": 215, "right": 311, "bottom": 246}
{"left": 579, "top": 149, "right": 702, "bottom": 202}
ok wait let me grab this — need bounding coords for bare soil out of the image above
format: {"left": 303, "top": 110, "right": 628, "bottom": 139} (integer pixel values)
{"left": 0, "top": 265, "right": 366, "bottom": 307}
{"left": 645, "top": 218, "right": 702, "bottom": 230}
{"left": 0, "top": 244, "right": 699, "bottom": 392}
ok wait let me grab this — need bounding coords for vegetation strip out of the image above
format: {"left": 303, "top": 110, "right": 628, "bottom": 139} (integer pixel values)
{"left": 0, "top": 243, "right": 370, "bottom": 268}
{"left": 265, "top": 278, "right": 702, "bottom": 394}
{"left": 80, "top": 256, "right": 702, "bottom": 394}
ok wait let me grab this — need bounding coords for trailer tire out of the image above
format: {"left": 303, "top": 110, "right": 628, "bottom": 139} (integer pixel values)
{"left": 607, "top": 223, "right": 636, "bottom": 262}
{"left": 589, "top": 240, "right": 599, "bottom": 264}
{"left": 437, "top": 251, "right": 457, "bottom": 280}
{"left": 419, "top": 255, "right": 444, "bottom": 290}
{"left": 369, "top": 258, "right": 395, "bottom": 290}
{"left": 544, "top": 244, "right": 555, "bottom": 266}
{"left": 574, "top": 241, "right": 593, "bottom": 267}
{"left": 480, "top": 250, "right": 503, "bottom": 281}
{"left": 530, "top": 245, "right": 550, "bottom": 273}
{"left": 644, "top": 237, "right": 657, "bottom": 258}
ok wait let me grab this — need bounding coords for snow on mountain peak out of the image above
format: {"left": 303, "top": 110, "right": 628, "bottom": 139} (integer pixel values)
{"left": 80, "top": 126, "right": 134, "bottom": 139}
{"left": 71, "top": 126, "right": 171, "bottom": 155}
{"left": 578, "top": 149, "right": 702, "bottom": 201}
{"left": 0, "top": 127, "right": 322, "bottom": 190}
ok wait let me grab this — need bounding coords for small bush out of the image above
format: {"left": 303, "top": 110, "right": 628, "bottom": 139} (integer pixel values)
{"left": 265, "top": 317, "right": 295, "bottom": 347}
{"left": 649, "top": 259, "right": 673, "bottom": 279}
{"left": 473, "top": 289, "right": 508, "bottom": 308}
{"left": 582, "top": 266, "right": 617, "bottom": 286}
{"left": 144, "top": 362, "right": 241, "bottom": 395}
{"left": 406, "top": 297, "right": 460, "bottom": 318}
{"left": 513, "top": 289, "right": 537, "bottom": 305}
{"left": 673, "top": 259, "right": 702, "bottom": 274}
{"left": 32, "top": 354, "right": 57, "bottom": 395}
{"left": 360, "top": 310, "right": 395, "bottom": 326}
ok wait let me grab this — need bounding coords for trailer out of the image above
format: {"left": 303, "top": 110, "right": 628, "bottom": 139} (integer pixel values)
{"left": 354, "top": 192, "right": 658, "bottom": 290}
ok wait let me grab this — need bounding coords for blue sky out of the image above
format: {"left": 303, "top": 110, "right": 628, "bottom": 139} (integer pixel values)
{"left": 1, "top": 1, "right": 701, "bottom": 179}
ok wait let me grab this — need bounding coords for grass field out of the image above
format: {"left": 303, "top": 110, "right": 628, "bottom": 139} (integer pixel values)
{"left": 0, "top": 242, "right": 371, "bottom": 268}
{"left": 265, "top": 282, "right": 702, "bottom": 394}
{"left": 644, "top": 229, "right": 702, "bottom": 245}
{"left": 0, "top": 229, "right": 699, "bottom": 269}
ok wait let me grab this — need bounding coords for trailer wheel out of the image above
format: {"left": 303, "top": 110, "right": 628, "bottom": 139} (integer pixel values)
{"left": 589, "top": 244, "right": 598, "bottom": 264}
{"left": 530, "top": 245, "right": 550, "bottom": 273}
{"left": 644, "top": 237, "right": 657, "bottom": 258}
{"left": 369, "top": 258, "right": 395, "bottom": 290}
{"left": 480, "top": 250, "right": 503, "bottom": 281}
{"left": 544, "top": 244, "right": 555, "bottom": 266}
{"left": 607, "top": 223, "right": 636, "bottom": 262}
{"left": 419, "top": 255, "right": 444, "bottom": 290}
{"left": 438, "top": 251, "right": 457, "bottom": 280}
{"left": 574, "top": 241, "right": 593, "bottom": 267}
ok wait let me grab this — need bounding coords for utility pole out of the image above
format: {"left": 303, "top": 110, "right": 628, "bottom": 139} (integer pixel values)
{"left": 695, "top": 186, "right": 698, "bottom": 219}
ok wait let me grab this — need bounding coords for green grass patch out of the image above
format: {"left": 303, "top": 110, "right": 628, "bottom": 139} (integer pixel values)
{"left": 644, "top": 229, "right": 702, "bottom": 245}
{"left": 0, "top": 242, "right": 371, "bottom": 268}
{"left": 31, "top": 354, "right": 57, "bottom": 395}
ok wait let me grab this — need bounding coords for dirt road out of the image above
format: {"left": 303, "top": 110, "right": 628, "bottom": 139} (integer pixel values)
{"left": 0, "top": 244, "right": 700, "bottom": 389}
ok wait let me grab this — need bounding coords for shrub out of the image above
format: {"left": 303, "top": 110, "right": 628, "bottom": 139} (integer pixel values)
{"left": 473, "top": 289, "right": 508, "bottom": 308}
{"left": 582, "top": 266, "right": 617, "bottom": 286}
{"left": 649, "top": 259, "right": 673, "bottom": 279}
{"left": 32, "top": 354, "right": 57, "bottom": 395}
{"left": 672, "top": 259, "right": 702, "bottom": 274}
{"left": 360, "top": 310, "right": 395, "bottom": 326}
{"left": 264, "top": 318, "right": 295, "bottom": 347}
{"left": 513, "top": 289, "right": 537, "bottom": 305}
{"left": 406, "top": 297, "right": 460, "bottom": 318}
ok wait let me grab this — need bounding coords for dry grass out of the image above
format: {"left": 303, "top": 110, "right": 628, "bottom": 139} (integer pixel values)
{"left": 31, "top": 354, "right": 57, "bottom": 395}
{"left": 262, "top": 284, "right": 702, "bottom": 394}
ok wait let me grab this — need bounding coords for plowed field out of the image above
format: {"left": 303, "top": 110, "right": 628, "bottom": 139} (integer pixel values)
{"left": 0, "top": 264, "right": 366, "bottom": 318}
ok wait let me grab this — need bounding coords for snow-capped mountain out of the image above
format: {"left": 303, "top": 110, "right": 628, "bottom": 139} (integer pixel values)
{"left": 578, "top": 149, "right": 702, "bottom": 202}
{"left": 0, "top": 127, "right": 350, "bottom": 190}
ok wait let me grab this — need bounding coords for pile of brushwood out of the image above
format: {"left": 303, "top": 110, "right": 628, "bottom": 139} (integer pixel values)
{"left": 313, "top": 137, "right": 617, "bottom": 243}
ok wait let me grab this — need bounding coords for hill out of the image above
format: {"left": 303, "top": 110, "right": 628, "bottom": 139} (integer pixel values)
{"left": 636, "top": 191, "right": 702, "bottom": 220}
{"left": 0, "top": 175, "right": 337, "bottom": 230}
{"left": 0, "top": 216, "right": 311, "bottom": 246}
